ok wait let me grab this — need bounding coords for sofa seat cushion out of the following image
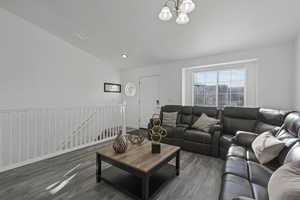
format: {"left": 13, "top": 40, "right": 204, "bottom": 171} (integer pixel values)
{"left": 176, "top": 124, "right": 190, "bottom": 128}
{"left": 220, "top": 174, "right": 254, "bottom": 200}
{"left": 227, "top": 145, "right": 260, "bottom": 163}
{"left": 248, "top": 161, "right": 273, "bottom": 187}
{"left": 227, "top": 145, "right": 247, "bottom": 159}
{"left": 251, "top": 183, "right": 268, "bottom": 200}
{"left": 220, "top": 134, "right": 234, "bottom": 149}
{"left": 161, "top": 137, "right": 182, "bottom": 147}
{"left": 224, "top": 157, "right": 249, "bottom": 179}
{"left": 162, "top": 126, "right": 184, "bottom": 139}
{"left": 184, "top": 129, "right": 211, "bottom": 144}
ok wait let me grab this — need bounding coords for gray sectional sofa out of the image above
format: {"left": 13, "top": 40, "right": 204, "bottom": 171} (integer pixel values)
{"left": 219, "top": 112, "right": 300, "bottom": 200}
{"left": 148, "top": 105, "right": 300, "bottom": 200}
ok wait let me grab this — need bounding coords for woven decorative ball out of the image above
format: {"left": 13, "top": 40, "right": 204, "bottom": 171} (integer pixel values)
{"left": 113, "top": 132, "right": 128, "bottom": 153}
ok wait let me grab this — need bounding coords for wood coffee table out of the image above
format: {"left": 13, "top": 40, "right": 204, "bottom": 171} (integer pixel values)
{"left": 96, "top": 141, "right": 180, "bottom": 200}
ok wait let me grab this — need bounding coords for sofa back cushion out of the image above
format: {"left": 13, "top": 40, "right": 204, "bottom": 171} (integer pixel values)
{"left": 223, "top": 107, "right": 259, "bottom": 135}
{"left": 284, "top": 112, "right": 300, "bottom": 138}
{"left": 275, "top": 112, "right": 300, "bottom": 165}
{"left": 284, "top": 142, "right": 300, "bottom": 164}
{"left": 255, "top": 108, "right": 289, "bottom": 134}
{"left": 160, "top": 105, "right": 182, "bottom": 124}
{"left": 192, "top": 106, "right": 219, "bottom": 125}
{"left": 180, "top": 106, "right": 193, "bottom": 126}
{"left": 276, "top": 130, "right": 300, "bottom": 165}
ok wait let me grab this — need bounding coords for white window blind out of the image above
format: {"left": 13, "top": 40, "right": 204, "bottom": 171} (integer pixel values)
{"left": 193, "top": 68, "right": 246, "bottom": 107}
{"left": 182, "top": 60, "right": 257, "bottom": 107}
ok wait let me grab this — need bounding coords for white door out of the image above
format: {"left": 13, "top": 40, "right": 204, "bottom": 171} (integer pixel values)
{"left": 139, "top": 75, "right": 160, "bottom": 128}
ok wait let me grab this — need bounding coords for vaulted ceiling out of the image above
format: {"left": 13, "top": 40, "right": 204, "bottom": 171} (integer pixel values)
{"left": 1, "top": 0, "right": 300, "bottom": 68}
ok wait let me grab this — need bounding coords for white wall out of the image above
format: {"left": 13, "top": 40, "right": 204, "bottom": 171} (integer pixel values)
{"left": 294, "top": 35, "right": 300, "bottom": 110}
{"left": 0, "top": 8, "right": 121, "bottom": 109}
{"left": 121, "top": 42, "right": 295, "bottom": 128}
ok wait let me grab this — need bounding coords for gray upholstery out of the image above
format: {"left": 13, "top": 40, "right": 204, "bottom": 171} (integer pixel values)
{"left": 219, "top": 112, "right": 300, "bottom": 200}
{"left": 161, "top": 125, "right": 184, "bottom": 139}
{"left": 255, "top": 108, "right": 288, "bottom": 133}
{"left": 149, "top": 105, "right": 220, "bottom": 156}
{"left": 184, "top": 129, "right": 212, "bottom": 144}
{"left": 180, "top": 106, "right": 193, "bottom": 126}
{"left": 284, "top": 142, "right": 300, "bottom": 164}
{"left": 232, "top": 131, "right": 258, "bottom": 147}
{"left": 192, "top": 106, "right": 219, "bottom": 124}
{"left": 222, "top": 107, "right": 259, "bottom": 136}
{"left": 148, "top": 106, "right": 298, "bottom": 200}
{"left": 220, "top": 107, "right": 290, "bottom": 159}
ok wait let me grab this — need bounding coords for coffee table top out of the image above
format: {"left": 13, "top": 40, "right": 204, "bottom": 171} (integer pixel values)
{"left": 97, "top": 141, "right": 180, "bottom": 173}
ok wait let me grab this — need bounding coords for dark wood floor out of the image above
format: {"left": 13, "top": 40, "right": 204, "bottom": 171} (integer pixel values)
{"left": 0, "top": 141, "right": 224, "bottom": 200}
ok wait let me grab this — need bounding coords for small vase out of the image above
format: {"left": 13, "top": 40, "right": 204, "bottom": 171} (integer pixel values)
{"left": 113, "top": 132, "right": 128, "bottom": 153}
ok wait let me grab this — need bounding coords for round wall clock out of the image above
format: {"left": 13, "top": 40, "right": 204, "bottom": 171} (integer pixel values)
{"left": 125, "top": 82, "right": 136, "bottom": 97}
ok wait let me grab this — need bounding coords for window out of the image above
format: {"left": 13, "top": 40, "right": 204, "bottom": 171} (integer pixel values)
{"left": 193, "top": 68, "right": 246, "bottom": 107}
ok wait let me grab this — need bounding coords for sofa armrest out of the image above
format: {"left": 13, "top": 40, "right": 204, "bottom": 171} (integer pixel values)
{"left": 211, "top": 124, "right": 222, "bottom": 157}
{"left": 209, "top": 123, "right": 222, "bottom": 133}
{"left": 233, "top": 197, "right": 255, "bottom": 200}
{"left": 232, "top": 131, "right": 258, "bottom": 147}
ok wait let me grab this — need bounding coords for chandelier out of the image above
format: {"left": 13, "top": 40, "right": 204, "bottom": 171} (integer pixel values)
{"left": 158, "top": 0, "right": 195, "bottom": 25}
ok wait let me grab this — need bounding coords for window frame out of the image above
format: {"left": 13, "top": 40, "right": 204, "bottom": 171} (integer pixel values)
{"left": 191, "top": 66, "right": 248, "bottom": 107}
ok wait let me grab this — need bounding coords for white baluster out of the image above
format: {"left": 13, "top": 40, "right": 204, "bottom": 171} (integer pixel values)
{"left": 0, "top": 105, "right": 127, "bottom": 171}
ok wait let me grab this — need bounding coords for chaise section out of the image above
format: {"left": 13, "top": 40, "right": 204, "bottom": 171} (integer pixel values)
{"left": 220, "top": 174, "right": 254, "bottom": 200}
{"left": 248, "top": 161, "right": 273, "bottom": 187}
{"left": 251, "top": 183, "right": 268, "bottom": 200}
{"left": 224, "top": 156, "right": 249, "bottom": 179}
{"left": 219, "top": 112, "right": 300, "bottom": 200}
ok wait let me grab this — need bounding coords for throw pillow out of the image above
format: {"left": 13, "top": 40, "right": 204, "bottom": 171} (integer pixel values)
{"left": 268, "top": 161, "right": 300, "bottom": 200}
{"left": 192, "top": 113, "right": 218, "bottom": 132}
{"left": 162, "top": 112, "right": 178, "bottom": 127}
{"left": 251, "top": 131, "right": 285, "bottom": 164}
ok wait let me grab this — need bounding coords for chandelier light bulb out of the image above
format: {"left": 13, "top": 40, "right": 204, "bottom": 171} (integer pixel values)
{"left": 180, "top": 0, "right": 195, "bottom": 13}
{"left": 158, "top": 6, "right": 173, "bottom": 21}
{"left": 176, "top": 12, "right": 190, "bottom": 25}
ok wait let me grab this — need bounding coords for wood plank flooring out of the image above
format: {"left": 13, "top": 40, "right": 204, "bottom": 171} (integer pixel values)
{"left": 0, "top": 142, "right": 224, "bottom": 200}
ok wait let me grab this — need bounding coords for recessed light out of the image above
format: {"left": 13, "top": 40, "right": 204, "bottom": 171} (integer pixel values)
{"left": 121, "top": 54, "right": 128, "bottom": 58}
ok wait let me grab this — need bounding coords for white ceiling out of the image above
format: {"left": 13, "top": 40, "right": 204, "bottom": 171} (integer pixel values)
{"left": 1, "top": 0, "right": 300, "bottom": 69}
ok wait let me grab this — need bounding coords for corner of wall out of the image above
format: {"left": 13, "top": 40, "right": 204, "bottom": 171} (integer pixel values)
{"left": 293, "top": 34, "right": 300, "bottom": 111}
